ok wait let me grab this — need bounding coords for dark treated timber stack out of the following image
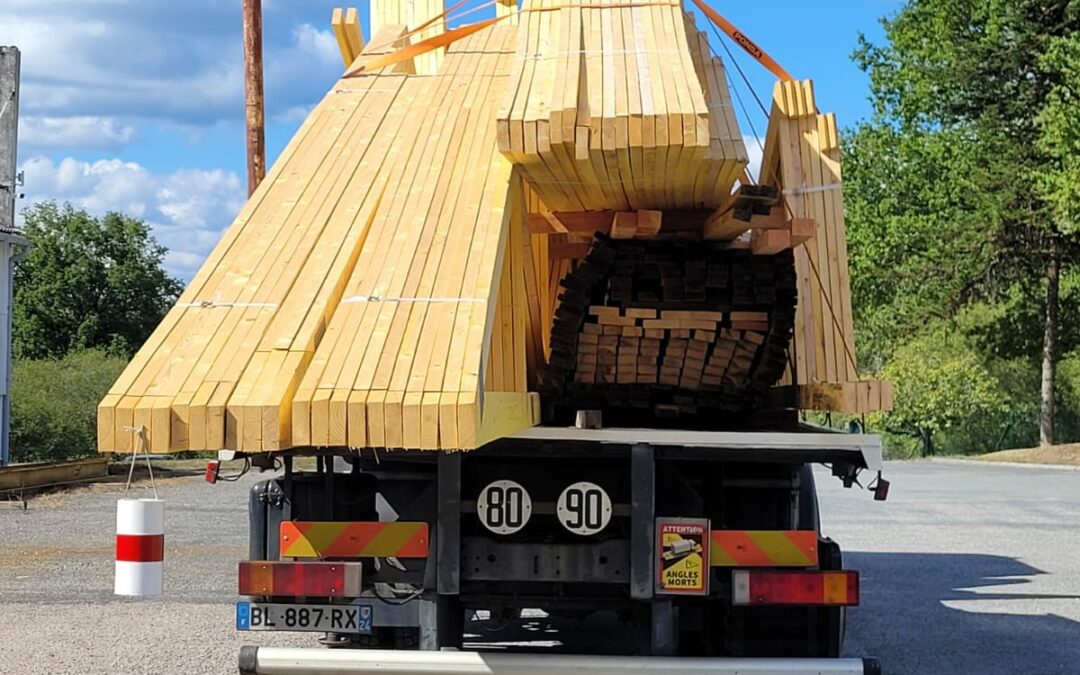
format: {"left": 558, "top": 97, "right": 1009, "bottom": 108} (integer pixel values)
{"left": 542, "top": 235, "right": 797, "bottom": 425}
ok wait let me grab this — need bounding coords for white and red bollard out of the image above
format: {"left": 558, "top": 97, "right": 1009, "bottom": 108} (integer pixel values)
{"left": 114, "top": 498, "right": 164, "bottom": 596}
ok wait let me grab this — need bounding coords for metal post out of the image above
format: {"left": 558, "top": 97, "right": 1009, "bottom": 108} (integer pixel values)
{"left": 436, "top": 453, "right": 461, "bottom": 595}
{"left": 242, "top": 0, "right": 266, "bottom": 195}
{"left": 426, "top": 452, "right": 463, "bottom": 650}
{"left": 630, "top": 443, "right": 655, "bottom": 600}
{"left": 651, "top": 599, "right": 677, "bottom": 656}
{"left": 0, "top": 47, "right": 28, "bottom": 468}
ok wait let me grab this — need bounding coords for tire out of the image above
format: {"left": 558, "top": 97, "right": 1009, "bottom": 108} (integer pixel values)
{"left": 796, "top": 464, "right": 820, "bottom": 533}
{"left": 800, "top": 464, "right": 846, "bottom": 657}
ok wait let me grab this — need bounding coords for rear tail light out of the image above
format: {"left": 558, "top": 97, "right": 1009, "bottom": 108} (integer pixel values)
{"left": 205, "top": 460, "right": 220, "bottom": 484}
{"left": 732, "top": 570, "right": 859, "bottom": 606}
{"left": 873, "top": 473, "right": 890, "bottom": 501}
{"left": 238, "top": 561, "right": 362, "bottom": 598}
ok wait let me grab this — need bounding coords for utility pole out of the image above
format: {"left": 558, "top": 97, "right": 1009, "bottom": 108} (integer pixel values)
{"left": 0, "top": 48, "right": 20, "bottom": 231}
{"left": 0, "top": 47, "right": 30, "bottom": 467}
{"left": 243, "top": 0, "right": 266, "bottom": 196}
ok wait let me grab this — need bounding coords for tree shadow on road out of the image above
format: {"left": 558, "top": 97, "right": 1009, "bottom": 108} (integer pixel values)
{"left": 844, "top": 551, "right": 1080, "bottom": 674}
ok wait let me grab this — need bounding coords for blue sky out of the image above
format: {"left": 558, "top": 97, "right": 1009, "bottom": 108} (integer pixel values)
{"left": 8, "top": 0, "right": 898, "bottom": 280}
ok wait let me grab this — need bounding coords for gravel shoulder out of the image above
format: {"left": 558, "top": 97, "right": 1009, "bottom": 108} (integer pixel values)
{"left": 0, "top": 472, "right": 309, "bottom": 675}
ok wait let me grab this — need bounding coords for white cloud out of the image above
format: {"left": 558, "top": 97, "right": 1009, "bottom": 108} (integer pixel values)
{"left": 292, "top": 24, "right": 341, "bottom": 67}
{"left": 17, "top": 156, "right": 245, "bottom": 280}
{"left": 8, "top": 2, "right": 343, "bottom": 128}
{"left": 19, "top": 116, "right": 136, "bottom": 153}
{"left": 3, "top": 2, "right": 347, "bottom": 281}
{"left": 276, "top": 104, "right": 315, "bottom": 124}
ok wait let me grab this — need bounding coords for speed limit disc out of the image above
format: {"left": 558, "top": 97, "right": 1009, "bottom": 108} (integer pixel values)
{"left": 477, "top": 480, "right": 532, "bottom": 535}
{"left": 557, "top": 482, "right": 612, "bottom": 536}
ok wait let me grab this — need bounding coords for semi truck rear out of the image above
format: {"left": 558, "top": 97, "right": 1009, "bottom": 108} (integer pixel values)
{"left": 231, "top": 426, "right": 884, "bottom": 674}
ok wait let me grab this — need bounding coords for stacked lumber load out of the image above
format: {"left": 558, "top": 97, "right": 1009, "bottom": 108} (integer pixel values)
{"left": 753, "top": 80, "right": 891, "bottom": 413}
{"left": 496, "top": 0, "right": 747, "bottom": 211}
{"left": 99, "top": 25, "right": 538, "bottom": 454}
{"left": 98, "top": 3, "right": 891, "bottom": 456}
{"left": 290, "top": 25, "right": 533, "bottom": 453}
{"left": 540, "top": 235, "right": 796, "bottom": 424}
{"left": 99, "top": 37, "right": 416, "bottom": 455}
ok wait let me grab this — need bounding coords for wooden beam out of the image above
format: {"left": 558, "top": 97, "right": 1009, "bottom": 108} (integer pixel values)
{"left": 549, "top": 242, "right": 593, "bottom": 260}
{"left": 611, "top": 211, "right": 638, "bottom": 239}
{"left": 528, "top": 209, "right": 711, "bottom": 235}
{"left": 637, "top": 210, "right": 662, "bottom": 237}
{"left": 751, "top": 228, "right": 791, "bottom": 255}
{"left": 731, "top": 184, "right": 780, "bottom": 207}
{"left": 770, "top": 381, "right": 893, "bottom": 414}
{"left": 476, "top": 392, "right": 541, "bottom": 446}
{"left": 539, "top": 211, "right": 569, "bottom": 234}
{"left": 343, "top": 8, "right": 365, "bottom": 57}
{"left": 790, "top": 217, "right": 816, "bottom": 246}
{"left": 331, "top": 8, "right": 355, "bottom": 67}
{"left": 704, "top": 210, "right": 752, "bottom": 240}
{"left": 746, "top": 205, "right": 789, "bottom": 230}
{"left": 527, "top": 210, "right": 614, "bottom": 235}
{"left": 0, "top": 457, "right": 109, "bottom": 492}
{"left": 705, "top": 205, "right": 790, "bottom": 241}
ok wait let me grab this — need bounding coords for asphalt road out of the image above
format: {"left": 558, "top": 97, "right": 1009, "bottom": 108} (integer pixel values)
{"left": 819, "top": 461, "right": 1080, "bottom": 674}
{"left": 0, "top": 460, "right": 1077, "bottom": 674}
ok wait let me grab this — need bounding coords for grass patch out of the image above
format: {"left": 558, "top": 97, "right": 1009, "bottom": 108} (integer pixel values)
{"left": 971, "top": 444, "right": 1080, "bottom": 466}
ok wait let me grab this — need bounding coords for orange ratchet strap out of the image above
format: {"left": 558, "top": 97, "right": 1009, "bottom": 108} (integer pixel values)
{"left": 347, "top": 0, "right": 792, "bottom": 85}
{"left": 354, "top": 0, "right": 473, "bottom": 56}
{"left": 345, "top": 14, "right": 510, "bottom": 77}
{"left": 689, "top": 0, "right": 794, "bottom": 82}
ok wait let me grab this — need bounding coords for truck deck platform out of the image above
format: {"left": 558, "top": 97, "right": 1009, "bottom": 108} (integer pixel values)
{"left": 506, "top": 428, "right": 883, "bottom": 472}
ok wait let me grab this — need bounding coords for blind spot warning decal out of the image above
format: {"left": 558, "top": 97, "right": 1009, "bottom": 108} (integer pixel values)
{"left": 656, "top": 518, "right": 709, "bottom": 596}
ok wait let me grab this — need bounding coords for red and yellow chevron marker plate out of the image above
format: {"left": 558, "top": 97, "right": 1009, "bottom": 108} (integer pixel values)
{"left": 280, "top": 521, "right": 429, "bottom": 559}
{"left": 709, "top": 530, "right": 818, "bottom": 567}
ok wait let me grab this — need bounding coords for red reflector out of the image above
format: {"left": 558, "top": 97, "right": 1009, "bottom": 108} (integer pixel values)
{"left": 238, "top": 561, "right": 362, "bottom": 598}
{"left": 205, "top": 460, "right": 220, "bottom": 484}
{"left": 732, "top": 570, "right": 859, "bottom": 606}
{"left": 116, "top": 534, "right": 165, "bottom": 563}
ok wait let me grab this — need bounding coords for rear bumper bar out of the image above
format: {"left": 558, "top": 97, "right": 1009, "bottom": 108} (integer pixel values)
{"left": 238, "top": 647, "right": 881, "bottom": 675}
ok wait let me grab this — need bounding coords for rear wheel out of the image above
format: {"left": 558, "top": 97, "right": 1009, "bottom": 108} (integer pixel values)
{"left": 797, "top": 463, "right": 820, "bottom": 532}
{"left": 800, "top": 463, "right": 846, "bottom": 657}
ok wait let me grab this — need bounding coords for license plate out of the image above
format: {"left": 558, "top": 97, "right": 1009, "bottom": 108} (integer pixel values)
{"left": 236, "top": 602, "right": 372, "bottom": 634}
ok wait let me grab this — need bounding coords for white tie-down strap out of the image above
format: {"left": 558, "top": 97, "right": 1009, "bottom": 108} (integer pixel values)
{"left": 783, "top": 183, "right": 843, "bottom": 197}
{"left": 342, "top": 295, "right": 486, "bottom": 304}
{"left": 178, "top": 292, "right": 277, "bottom": 309}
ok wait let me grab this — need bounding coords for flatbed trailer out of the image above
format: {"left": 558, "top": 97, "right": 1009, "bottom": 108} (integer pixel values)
{"left": 234, "top": 427, "right": 883, "bottom": 674}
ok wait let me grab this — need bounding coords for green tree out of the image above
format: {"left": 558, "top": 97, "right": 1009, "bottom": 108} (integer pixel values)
{"left": 877, "top": 326, "right": 1009, "bottom": 456}
{"left": 15, "top": 202, "right": 183, "bottom": 359}
{"left": 843, "top": 124, "right": 1001, "bottom": 367}
{"left": 849, "top": 0, "right": 1080, "bottom": 445}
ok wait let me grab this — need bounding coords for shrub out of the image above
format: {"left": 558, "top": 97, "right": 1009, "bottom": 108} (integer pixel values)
{"left": 10, "top": 350, "right": 126, "bottom": 463}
